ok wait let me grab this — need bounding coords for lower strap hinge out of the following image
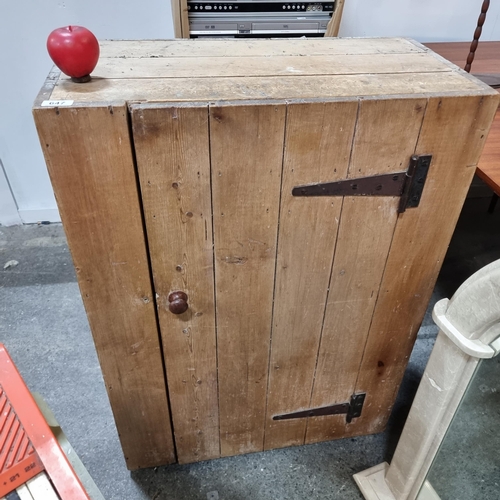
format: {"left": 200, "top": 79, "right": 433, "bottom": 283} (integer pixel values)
{"left": 273, "top": 392, "right": 366, "bottom": 424}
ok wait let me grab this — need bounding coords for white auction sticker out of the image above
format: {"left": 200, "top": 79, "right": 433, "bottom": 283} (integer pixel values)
{"left": 41, "top": 100, "right": 74, "bottom": 107}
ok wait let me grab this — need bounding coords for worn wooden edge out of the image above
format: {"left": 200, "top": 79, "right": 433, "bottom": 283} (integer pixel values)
{"left": 127, "top": 96, "right": 421, "bottom": 110}
{"left": 408, "top": 38, "right": 499, "bottom": 97}
{"left": 32, "top": 66, "right": 126, "bottom": 110}
{"left": 37, "top": 72, "right": 363, "bottom": 112}
{"left": 48, "top": 71, "right": 495, "bottom": 102}
{"left": 104, "top": 91, "right": 497, "bottom": 115}
{"left": 179, "top": 0, "right": 190, "bottom": 38}
{"left": 97, "top": 37, "right": 426, "bottom": 56}
{"left": 169, "top": 0, "right": 189, "bottom": 38}
{"left": 32, "top": 66, "right": 60, "bottom": 107}
{"left": 129, "top": 99, "right": 304, "bottom": 110}
{"left": 128, "top": 100, "right": 215, "bottom": 111}
{"left": 41, "top": 90, "right": 497, "bottom": 114}
{"left": 325, "top": 0, "right": 345, "bottom": 37}
{"left": 170, "top": 0, "right": 183, "bottom": 38}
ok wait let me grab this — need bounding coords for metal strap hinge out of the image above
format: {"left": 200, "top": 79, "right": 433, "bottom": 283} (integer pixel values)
{"left": 292, "top": 154, "right": 432, "bottom": 213}
{"left": 273, "top": 392, "right": 366, "bottom": 424}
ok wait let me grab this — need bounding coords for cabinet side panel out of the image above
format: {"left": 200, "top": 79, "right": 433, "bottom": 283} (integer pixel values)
{"left": 210, "top": 103, "right": 286, "bottom": 457}
{"left": 131, "top": 104, "right": 220, "bottom": 464}
{"left": 352, "top": 93, "right": 500, "bottom": 434}
{"left": 306, "top": 97, "right": 426, "bottom": 443}
{"left": 33, "top": 105, "right": 176, "bottom": 469}
{"left": 264, "top": 100, "right": 358, "bottom": 450}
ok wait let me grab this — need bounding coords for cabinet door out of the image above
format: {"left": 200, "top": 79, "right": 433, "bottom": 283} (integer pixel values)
{"left": 264, "top": 98, "right": 425, "bottom": 448}
{"left": 265, "top": 95, "right": 493, "bottom": 448}
{"left": 131, "top": 103, "right": 219, "bottom": 464}
{"left": 131, "top": 95, "right": 492, "bottom": 463}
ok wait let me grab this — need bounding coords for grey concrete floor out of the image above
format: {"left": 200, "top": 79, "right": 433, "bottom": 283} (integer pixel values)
{"left": 1, "top": 195, "right": 499, "bottom": 500}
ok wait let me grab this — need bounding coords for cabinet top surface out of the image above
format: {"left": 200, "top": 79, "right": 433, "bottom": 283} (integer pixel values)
{"left": 36, "top": 38, "right": 497, "bottom": 106}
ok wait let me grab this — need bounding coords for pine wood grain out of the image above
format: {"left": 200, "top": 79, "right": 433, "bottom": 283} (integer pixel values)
{"left": 351, "top": 93, "right": 500, "bottom": 436}
{"left": 210, "top": 102, "right": 286, "bottom": 457}
{"left": 264, "top": 100, "right": 358, "bottom": 450}
{"left": 80, "top": 53, "right": 449, "bottom": 80}
{"left": 477, "top": 108, "right": 500, "bottom": 194}
{"left": 47, "top": 39, "right": 495, "bottom": 105}
{"left": 325, "top": 0, "right": 345, "bottom": 37}
{"left": 305, "top": 97, "right": 427, "bottom": 444}
{"left": 32, "top": 104, "right": 176, "bottom": 470}
{"left": 50, "top": 71, "right": 485, "bottom": 104}
{"left": 97, "top": 38, "right": 425, "bottom": 59}
{"left": 179, "top": 0, "right": 190, "bottom": 38}
{"left": 131, "top": 103, "right": 220, "bottom": 464}
{"left": 170, "top": 0, "right": 184, "bottom": 38}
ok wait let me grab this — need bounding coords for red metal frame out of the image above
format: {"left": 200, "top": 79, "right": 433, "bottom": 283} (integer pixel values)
{"left": 0, "top": 344, "right": 90, "bottom": 499}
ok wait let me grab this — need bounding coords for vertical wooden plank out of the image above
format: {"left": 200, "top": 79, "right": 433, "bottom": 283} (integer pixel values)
{"left": 179, "top": 0, "right": 190, "bottom": 38}
{"left": 264, "top": 100, "right": 358, "bottom": 450}
{"left": 210, "top": 102, "right": 286, "bottom": 457}
{"left": 173, "top": 0, "right": 189, "bottom": 38}
{"left": 33, "top": 105, "right": 175, "bottom": 469}
{"left": 352, "top": 93, "right": 500, "bottom": 435}
{"left": 325, "top": 0, "right": 345, "bottom": 37}
{"left": 306, "top": 97, "right": 427, "bottom": 443}
{"left": 131, "top": 104, "right": 219, "bottom": 464}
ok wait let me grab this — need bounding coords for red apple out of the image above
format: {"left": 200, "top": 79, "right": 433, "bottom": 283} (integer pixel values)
{"left": 47, "top": 26, "right": 99, "bottom": 83}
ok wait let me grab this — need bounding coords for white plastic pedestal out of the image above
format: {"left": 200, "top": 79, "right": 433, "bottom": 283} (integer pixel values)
{"left": 353, "top": 259, "right": 500, "bottom": 500}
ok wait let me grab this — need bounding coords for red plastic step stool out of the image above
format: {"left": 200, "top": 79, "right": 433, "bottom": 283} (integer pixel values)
{"left": 0, "top": 344, "right": 90, "bottom": 499}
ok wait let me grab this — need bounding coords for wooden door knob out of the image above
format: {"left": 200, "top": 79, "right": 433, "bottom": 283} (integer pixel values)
{"left": 168, "top": 291, "right": 188, "bottom": 314}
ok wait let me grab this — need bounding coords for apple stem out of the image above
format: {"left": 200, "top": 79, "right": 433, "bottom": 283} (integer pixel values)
{"left": 68, "top": 25, "right": 73, "bottom": 32}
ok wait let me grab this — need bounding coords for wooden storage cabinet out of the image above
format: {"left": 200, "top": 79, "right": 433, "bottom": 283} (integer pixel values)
{"left": 33, "top": 38, "right": 499, "bottom": 469}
